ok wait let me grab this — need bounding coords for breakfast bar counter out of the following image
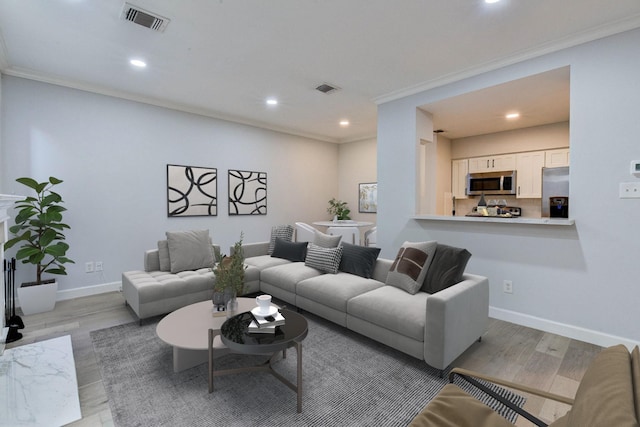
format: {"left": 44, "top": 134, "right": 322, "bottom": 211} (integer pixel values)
{"left": 413, "top": 214, "right": 575, "bottom": 226}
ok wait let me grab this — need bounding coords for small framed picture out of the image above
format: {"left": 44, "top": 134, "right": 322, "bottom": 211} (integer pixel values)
{"left": 359, "top": 182, "right": 377, "bottom": 213}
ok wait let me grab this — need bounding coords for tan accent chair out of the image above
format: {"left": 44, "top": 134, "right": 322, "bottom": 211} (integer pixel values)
{"left": 410, "top": 344, "right": 640, "bottom": 427}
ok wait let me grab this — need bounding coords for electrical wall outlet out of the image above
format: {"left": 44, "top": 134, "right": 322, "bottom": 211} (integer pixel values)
{"left": 620, "top": 182, "right": 640, "bottom": 198}
{"left": 95, "top": 261, "right": 103, "bottom": 272}
{"left": 503, "top": 280, "right": 513, "bottom": 294}
{"left": 85, "top": 261, "right": 94, "bottom": 273}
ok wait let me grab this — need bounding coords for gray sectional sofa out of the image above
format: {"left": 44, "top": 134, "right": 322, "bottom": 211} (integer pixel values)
{"left": 242, "top": 239, "right": 489, "bottom": 372}
{"left": 122, "top": 228, "right": 489, "bottom": 372}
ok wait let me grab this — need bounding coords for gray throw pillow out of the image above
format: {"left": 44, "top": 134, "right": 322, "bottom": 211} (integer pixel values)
{"left": 165, "top": 229, "right": 215, "bottom": 273}
{"left": 385, "top": 241, "right": 437, "bottom": 295}
{"left": 271, "top": 238, "right": 308, "bottom": 262}
{"left": 268, "top": 225, "right": 294, "bottom": 254}
{"left": 305, "top": 243, "right": 343, "bottom": 274}
{"left": 339, "top": 242, "right": 381, "bottom": 279}
{"left": 422, "top": 244, "right": 472, "bottom": 294}
{"left": 313, "top": 230, "right": 342, "bottom": 248}
{"left": 157, "top": 240, "right": 171, "bottom": 272}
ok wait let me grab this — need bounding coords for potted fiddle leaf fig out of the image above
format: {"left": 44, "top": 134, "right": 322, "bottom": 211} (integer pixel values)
{"left": 4, "top": 177, "right": 75, "bottom": 315}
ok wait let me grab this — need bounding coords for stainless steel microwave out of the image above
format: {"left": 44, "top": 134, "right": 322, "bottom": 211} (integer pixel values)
{"left": 466, "top": 171, "right": 517, "bottom": 196}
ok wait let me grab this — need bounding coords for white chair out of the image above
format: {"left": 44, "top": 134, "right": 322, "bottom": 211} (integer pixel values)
{"left": 294, "top": 222, "right": 317, "bottom": 243}
{"left": 327, "top": 226, "right": 359, "bottom": 245}
{"left": 364, "top": 227, "right": 377, "bottom": 247}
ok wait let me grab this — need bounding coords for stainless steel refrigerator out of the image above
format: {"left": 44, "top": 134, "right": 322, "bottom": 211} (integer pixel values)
{"left": 541, "top": 166, "right": 570, "bottom": 217}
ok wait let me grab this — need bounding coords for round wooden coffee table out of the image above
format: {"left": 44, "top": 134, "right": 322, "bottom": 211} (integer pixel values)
{"left": 156, "top": 297, "right": 271, "bottom": 372}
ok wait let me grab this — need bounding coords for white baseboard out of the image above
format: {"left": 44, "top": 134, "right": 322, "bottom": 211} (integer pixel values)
{"left": 55, "top": 281, "right": 122, "bottom": 302}
{"left": 490, "top": 306, "right": 639, "bottom": 350}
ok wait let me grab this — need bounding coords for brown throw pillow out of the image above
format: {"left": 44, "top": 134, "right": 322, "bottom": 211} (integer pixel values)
{"left": 385, "top": 241, "right": 437, "bottom": 294}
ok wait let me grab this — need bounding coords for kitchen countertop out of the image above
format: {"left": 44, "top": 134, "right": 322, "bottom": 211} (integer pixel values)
{"left": 413, "top": 214, "right": 575, "bottom": 226}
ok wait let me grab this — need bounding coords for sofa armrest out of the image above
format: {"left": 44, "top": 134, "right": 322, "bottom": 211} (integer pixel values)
{"left": 236, "top": 241, "right": 269, "bottom": 258}
{"left": 424, "top": 273, "right": 489, "bottom": 370}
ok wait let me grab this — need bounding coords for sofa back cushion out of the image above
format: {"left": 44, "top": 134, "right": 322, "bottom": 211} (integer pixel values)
{"left": 554, "top": 344, "right": 638, "bottom": 427}
{"left": 313, "top": 230, "right": 342, "bottom": 248}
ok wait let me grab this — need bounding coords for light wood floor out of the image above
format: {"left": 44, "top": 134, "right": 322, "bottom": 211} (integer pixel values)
{"left": 5, "top": 291, "right": 602, "bottom": 426}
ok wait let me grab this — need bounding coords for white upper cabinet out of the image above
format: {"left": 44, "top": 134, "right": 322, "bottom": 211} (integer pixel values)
{"left": 468, "top": 154, "right": 516, "bottom": 173}
{"left": 545, "top": 148, "right": 570, "bottom": 167}
{"left": 451, "top": 159, "right": 469, "bottom": 199}
{"left": 516, "top": 151, "right": 545, "bottom": 198}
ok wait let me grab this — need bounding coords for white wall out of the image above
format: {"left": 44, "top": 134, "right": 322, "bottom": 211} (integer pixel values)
{"left": 377, "top": 28, "right": 640, "bottom": 348}
{"left": 1, "top": 76, "right": 339, "bottom": 295}
{"left": 337, "top": 137, "right": 377, "bottom": 223}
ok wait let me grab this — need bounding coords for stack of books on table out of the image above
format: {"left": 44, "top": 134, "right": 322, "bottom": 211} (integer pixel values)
{"left": 248, "top": 311, "right": 285, "bottom": 334}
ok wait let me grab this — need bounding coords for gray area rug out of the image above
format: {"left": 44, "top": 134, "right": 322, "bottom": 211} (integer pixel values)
{"left": 91, "top": 311, "right": 525, "bottom": 426}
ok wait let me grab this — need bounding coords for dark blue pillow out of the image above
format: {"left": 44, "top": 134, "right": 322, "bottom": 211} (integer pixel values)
{"left": 271, "top": 237, "right": 307, "bottom": 262}
{"left": 339, "top": 242, "right": 381, "bottom": 278}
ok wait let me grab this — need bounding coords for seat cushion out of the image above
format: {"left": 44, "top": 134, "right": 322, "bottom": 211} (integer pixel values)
{"left": 409, "top": 384, "right": 514, "bottom": 427}
{"left": 296, "top": 273, "right": 384, "bottom": 313}
{"left": 260, "top": 262, "right": 323, "bottom": 294}
{"left": 347, "top": 285, "right": 428, "bottom": 341}
{"left": 244, "top": 255, "right": 291, "bottom": 271}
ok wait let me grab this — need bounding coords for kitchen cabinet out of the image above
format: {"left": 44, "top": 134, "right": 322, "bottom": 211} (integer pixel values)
{"left": 516, "top": 151, "right": 545, "bottom": 198}
{"left": 451, "top": 159, "right": 468, "bottom": 199}
{"left": 545, "top": 148, "right": 570, "bottom": 167}
{"left": 468, "top": 154, "right": 516, "bottom": 173}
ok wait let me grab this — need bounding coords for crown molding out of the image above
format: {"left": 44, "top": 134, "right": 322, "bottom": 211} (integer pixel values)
{"left": 2, "top": 67, "right": 341, "bottom": 144}
{"left": 374, "top": 15, "right": 640, "bottom": 105}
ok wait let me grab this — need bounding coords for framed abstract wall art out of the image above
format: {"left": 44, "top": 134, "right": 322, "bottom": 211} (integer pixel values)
{"left": 167, "top": 164, "right": 217, "bottom": 217}
{"left": 228, "top": 169, "right": 267, "bottom": 215}
{"left": 359, "top": 182, "right": 377, "bottom": 213}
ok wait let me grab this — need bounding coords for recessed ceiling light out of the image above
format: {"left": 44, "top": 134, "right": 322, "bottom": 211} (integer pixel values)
{"left": 506, "top": 113, "right": 520, "bottom": 119}
{"left": 130, "top": 59, "right": 147, "bottom": 68}
{"left": 266, "top": 98, "right": 278, "bottom": 106}
{"left": 339, "top": 120, "right": 350, "bottom": 127}
{"left": 485, "top": 0, "right": 500, "bottom": 3}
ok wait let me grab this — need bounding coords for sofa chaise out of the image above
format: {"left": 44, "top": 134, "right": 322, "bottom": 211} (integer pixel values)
{"left": 122, "top": 229, "right": 260, "bottom": 321}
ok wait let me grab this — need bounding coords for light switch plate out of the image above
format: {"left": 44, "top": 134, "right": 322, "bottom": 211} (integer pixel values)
{"left": 619, "top": 182, "right": 640, "bottom": 198}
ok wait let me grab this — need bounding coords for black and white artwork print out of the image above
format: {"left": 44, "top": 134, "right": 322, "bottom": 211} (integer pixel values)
{"left": 228, "top": 169, "right": 267, "bottom": 215}
{"left": 167, "top": 164, "right": 217, "bottom": 217}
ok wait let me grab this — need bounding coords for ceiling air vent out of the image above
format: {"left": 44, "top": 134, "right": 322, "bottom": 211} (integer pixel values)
{"left": 121, "top": 3, "right": 170, "bottom": 32}
{"left": 315, "top": 83, "right": 340, "bottom": 94}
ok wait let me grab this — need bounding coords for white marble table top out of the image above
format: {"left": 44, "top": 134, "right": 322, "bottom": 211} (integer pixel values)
{"left": 0, "top": 335, "right": 81, "bottom": 427}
